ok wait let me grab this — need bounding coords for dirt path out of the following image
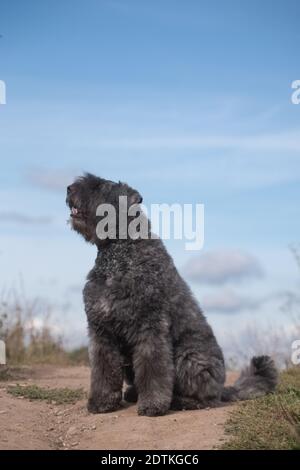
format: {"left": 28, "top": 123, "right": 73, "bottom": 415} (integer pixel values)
{"left": 0, "top": 366, "right": 237, "bottom": 450}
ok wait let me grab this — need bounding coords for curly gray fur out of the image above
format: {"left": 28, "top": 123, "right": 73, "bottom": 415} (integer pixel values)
{"left": 66, "top": 173, "right": 278, "bottom": 416}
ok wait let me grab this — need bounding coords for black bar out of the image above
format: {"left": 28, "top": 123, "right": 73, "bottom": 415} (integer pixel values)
{"left": 0, "top": 449, "right": 298, "bottom": 465}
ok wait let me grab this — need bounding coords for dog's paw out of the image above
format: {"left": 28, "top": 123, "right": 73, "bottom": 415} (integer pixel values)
{"left": 124, "top": 386, "right": 138, "bottom": 403}
{"left": 87, "top": 392, "right": 122, "bottom": 414}
{"left": 137, "top": 399, "right": 169, "bottom": 417}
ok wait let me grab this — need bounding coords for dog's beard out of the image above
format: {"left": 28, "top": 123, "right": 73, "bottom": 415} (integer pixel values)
{"left": 70, "top": 212, "right": 98, "bottom": 244}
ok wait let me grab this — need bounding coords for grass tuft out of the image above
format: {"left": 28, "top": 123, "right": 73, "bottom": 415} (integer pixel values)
{"left": 7, "top": 384, "right": 85, "bottom": 405}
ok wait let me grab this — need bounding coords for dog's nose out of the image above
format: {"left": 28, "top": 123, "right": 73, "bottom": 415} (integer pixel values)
{"left": 67, "top": 185, "right": 74, "bottom": 194}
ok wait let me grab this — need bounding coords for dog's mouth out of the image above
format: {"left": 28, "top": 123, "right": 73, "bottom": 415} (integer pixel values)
{"left": 70, "top": 205, "right": 85, "bottom": 219}
{"left": 71, "top": 206, "right": 80, "bottom": 217}
{"left": 66, "top": 189, "right": 86, "bottom": 221}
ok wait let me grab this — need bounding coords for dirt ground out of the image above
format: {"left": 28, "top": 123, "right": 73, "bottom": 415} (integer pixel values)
{"left": 0, "top": 366, "right": 237, "bottom": 450}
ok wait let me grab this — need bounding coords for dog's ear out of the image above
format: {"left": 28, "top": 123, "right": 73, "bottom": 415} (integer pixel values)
{"left": 128, "top": 188, "right": 143, "bottom": 206}
{"left": 118, "top": 182, "right": 143, "bottom": 207}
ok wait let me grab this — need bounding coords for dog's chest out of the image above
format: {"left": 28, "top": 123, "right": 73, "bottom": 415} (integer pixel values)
{"left": 83, "top": 269, "right": 137, "bottom": 339}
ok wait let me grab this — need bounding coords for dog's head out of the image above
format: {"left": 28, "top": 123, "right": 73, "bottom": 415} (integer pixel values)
{"left": 66, "top": 173, "right": 143, "bottom": 244}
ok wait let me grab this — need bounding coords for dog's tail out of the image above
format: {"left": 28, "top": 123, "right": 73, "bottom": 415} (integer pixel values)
{"left": 221, "top": 355, "right": 278, "bottom": 403}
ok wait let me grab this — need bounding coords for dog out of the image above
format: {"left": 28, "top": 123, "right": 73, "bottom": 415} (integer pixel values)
{"left": 66, "top": 173, "right": 278, "bottom": 416}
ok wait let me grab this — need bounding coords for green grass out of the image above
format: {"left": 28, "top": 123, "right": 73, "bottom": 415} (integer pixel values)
{"left": 7, "top": 384, "right": 85, "bottom": 405}
{"left": 222, "top": 367, "right": 300, "bottom": 450}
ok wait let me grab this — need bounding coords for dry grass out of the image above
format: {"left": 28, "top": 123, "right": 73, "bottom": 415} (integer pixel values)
{"left": 0, "top": 288, "right": 88, "bottom": 367}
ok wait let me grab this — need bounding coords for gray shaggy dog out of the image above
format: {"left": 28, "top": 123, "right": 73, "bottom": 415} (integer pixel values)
{"left": 66, "top": 173, "right": 278, "bottom": 416}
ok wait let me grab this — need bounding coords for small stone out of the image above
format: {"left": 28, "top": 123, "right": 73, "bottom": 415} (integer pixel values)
{"left": 66, "top": 426, "right": 77, "bottom": 437}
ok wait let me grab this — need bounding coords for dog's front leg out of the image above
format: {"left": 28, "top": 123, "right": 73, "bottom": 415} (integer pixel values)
{"left": 87, "top": 331, "right": 123, "bottom": 413}
{"left": 133, "top": 332, "right": 174, "bottom": 417}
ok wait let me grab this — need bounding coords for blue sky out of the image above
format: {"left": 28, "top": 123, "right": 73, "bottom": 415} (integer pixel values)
{"left": 0, "top": 0, "right": 300, "bottom": 354}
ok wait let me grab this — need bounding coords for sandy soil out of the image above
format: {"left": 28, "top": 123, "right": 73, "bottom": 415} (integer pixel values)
{"left": 0, "top": 366, "right": 237, "bottom": 450}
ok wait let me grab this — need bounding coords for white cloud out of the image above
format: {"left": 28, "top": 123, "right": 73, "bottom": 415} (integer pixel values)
{"left": 24, "top": 317, "right": 62, "bottom": 335}
{"left": 183, "top": 250, "right": 264, "bottom": 285}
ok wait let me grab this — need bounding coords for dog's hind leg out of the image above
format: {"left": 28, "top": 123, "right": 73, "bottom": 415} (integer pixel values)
{"left": 173, "top": 348, "right": 225, "bottom": 409}
{"left": 171, "top": 394, "right": 221, "bottom": 410}
{"left": 171, "top": 395, "right": 204, "bottom": 410}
